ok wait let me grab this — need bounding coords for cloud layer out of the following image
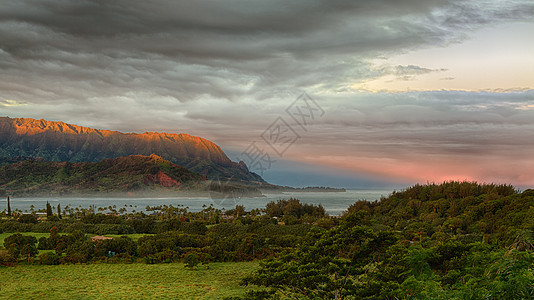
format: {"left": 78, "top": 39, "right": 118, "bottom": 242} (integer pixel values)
{"left": 1, "top": 0, "right": 534, "bottom": 187}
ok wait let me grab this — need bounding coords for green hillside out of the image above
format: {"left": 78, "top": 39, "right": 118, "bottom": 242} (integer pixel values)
{"left": 0, "top": 154, "right": 204, "bottom": 196}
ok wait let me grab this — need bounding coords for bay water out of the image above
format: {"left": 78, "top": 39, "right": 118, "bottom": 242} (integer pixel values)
{"left": 4, "top": 190, "right": 393, "bottom": 216}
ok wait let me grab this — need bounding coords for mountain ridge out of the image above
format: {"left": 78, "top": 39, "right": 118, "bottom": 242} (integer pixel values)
{"left": 0, "top": 117, "right": 264, "bottom": 183}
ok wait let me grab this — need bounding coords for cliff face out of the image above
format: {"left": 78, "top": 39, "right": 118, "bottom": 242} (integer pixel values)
{"left": 0, "top": 117, "right": 263, "bottom": 182}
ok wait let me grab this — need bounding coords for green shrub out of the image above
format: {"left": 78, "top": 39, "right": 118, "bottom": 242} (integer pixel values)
{"left": 184, "top": 252, "right": 200, "bottom": 269}
{"left": 38, "top": 252, "right": 60, "bottom": 265}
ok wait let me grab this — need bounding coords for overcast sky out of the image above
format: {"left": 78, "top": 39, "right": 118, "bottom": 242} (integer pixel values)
{"left": 1, "top": 0, "right": 534, "bottom": 188}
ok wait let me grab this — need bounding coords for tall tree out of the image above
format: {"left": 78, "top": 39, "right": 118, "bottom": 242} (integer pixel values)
{"left": 57, "top": 203, "right": 62, "bottom": 219}
{"left": 7, "top": 196, "right": 11, "bottom": 216}
{"left": 4, "top": 233, "right": 38, "bottom": 262}
{"left": 46, "top": 201, "right": 53, "bottom": 218}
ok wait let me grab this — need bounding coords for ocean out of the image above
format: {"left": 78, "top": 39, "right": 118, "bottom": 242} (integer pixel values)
{"left": 4, "top": 190, "right": 393, "bottom": 216}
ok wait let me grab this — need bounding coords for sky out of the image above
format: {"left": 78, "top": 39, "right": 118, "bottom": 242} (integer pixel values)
{"left": 1, "top": 0, "right": 534, "bottom": 189}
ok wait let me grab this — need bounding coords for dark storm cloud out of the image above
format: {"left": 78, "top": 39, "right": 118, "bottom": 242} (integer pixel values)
{"left": 1, "top": 0, "right": 532, "bottom": 110}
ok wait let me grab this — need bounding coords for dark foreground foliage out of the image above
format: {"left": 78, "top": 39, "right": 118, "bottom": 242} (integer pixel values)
{"left": 241, "top": 182, "right": 534, "bottom": 299}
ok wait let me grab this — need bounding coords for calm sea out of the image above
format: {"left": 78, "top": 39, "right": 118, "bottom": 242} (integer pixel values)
{"left": 4, "top": 190, "right": 393, "bottom": 216}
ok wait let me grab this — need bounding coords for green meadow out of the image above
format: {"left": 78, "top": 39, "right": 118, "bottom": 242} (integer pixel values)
{"left": 0, "top": 261, "right": 260, "bottom": 299}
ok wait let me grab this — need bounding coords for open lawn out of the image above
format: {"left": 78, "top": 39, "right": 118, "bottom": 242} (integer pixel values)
{"left": 0, "top": 261, "right": 260, "bottom": 299}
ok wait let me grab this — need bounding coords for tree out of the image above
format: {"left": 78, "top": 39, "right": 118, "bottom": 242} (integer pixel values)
{"left": 235, "top": 205, "right": 246, "bottom": 218}
{"left": 7, "top": 196, "right": 11, "bottom": 216}
{"left": 48, "top": 226, "right": 60, "bottom": 250}
{"left": 4, "top": 233, "right": 38, "bottom": 262}
{"left": 243, "top": 211, "right": 398, "bottom": 299}
{"left": 57, "top": 203, "right": 62, "bottom": 219}
{"left": 98, "top": 236, "right": 137, "bottom": 257}
{"left": 46, "top": 201, "right": 53, "bottom": 218}
{"left": 21, "top": 243, "right": 39, "bottom": 262}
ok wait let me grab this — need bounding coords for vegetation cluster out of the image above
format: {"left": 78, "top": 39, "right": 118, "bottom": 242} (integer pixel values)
{"left": 1, "top": 181, "right": 533, "bottom": 299}
{"left": 0, "top": 155, "right": 204, "bottom": 196}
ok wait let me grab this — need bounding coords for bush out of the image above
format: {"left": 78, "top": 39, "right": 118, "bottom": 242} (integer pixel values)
{"left": 37, "top": 237, "right": 49, "bottom": 250}
{"left": 17, "top": 214, "right": 38, "bottom": 224}
{"left": 184, "top": 253, "right": 200, "bottom": 269}
{"left": 0, "top": 249, "right": 15, "bottom": 266}
{"left": 38, "top": 252, "right": 60, "bottom": 265}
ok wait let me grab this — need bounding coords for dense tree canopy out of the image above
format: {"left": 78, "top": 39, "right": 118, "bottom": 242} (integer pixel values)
{"left": 242, "top": 182, "right": 534, "bottom": 299}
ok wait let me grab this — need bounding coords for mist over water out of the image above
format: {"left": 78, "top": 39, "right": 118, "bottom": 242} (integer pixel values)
{"left": 5, "top": 190, "right": 393, "bottom": 216}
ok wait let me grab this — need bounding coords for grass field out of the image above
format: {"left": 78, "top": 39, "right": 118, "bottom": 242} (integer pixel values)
{"left": 0, "top": 261, "right": 261, "bottom": 299}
